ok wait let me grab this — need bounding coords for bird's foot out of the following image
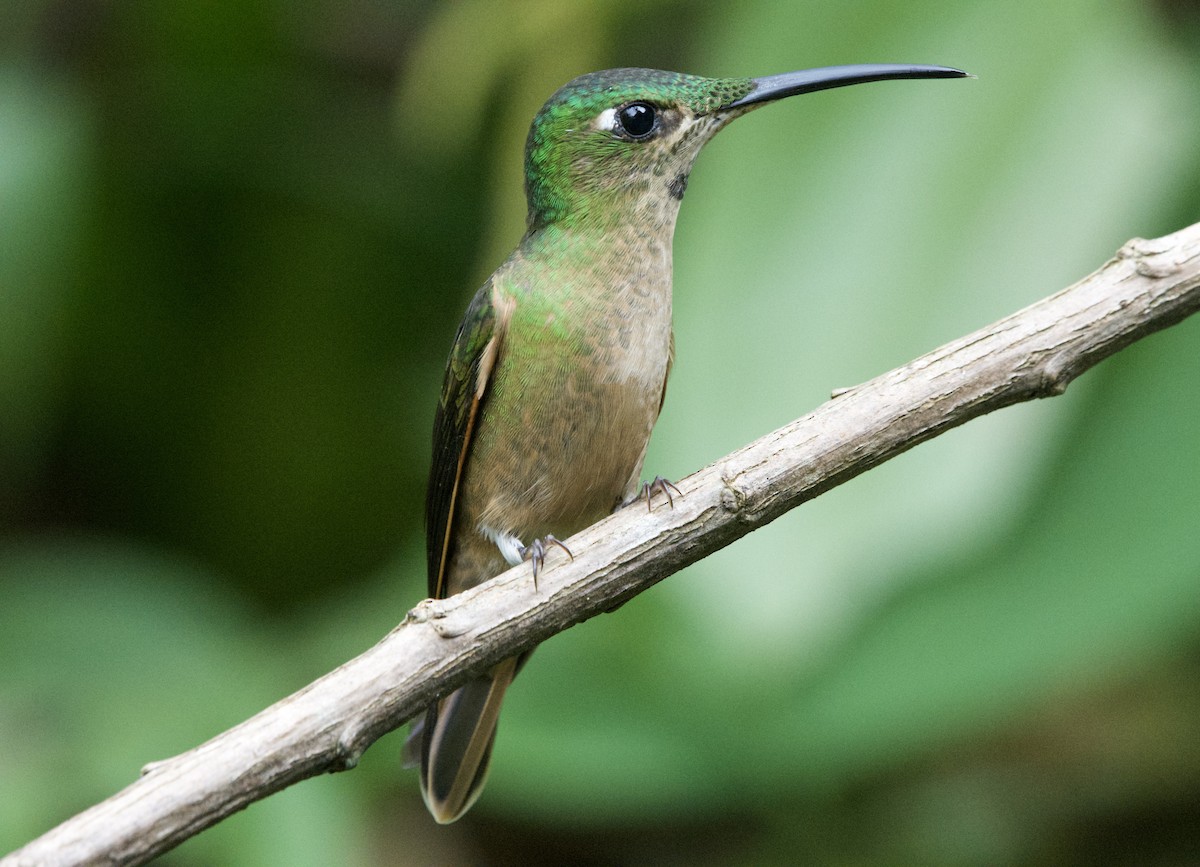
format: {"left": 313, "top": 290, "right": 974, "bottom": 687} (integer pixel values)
{"left": 518, "top": 534, "right": 573, "bottom": 588}
{"left": 625, "top": 475, "right": 683, "bottom": 512}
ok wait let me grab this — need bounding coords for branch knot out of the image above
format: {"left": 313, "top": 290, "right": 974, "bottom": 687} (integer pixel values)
{"left": 1118, "top": 237, "right": 1182, "bottom": 279}
{"left": 719, "top": 466, "right": 749, "bottom": 517}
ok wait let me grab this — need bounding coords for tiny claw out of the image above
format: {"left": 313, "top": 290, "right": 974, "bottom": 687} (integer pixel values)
{"left": 518, "top": 538, "right": 545, "bottom": 582}
{"left": 545, "top": 534, "right": 574, "bottom": 560}
{"left": 638, "top": 475, "right": 683, "bottom": 511}
{"left": 518, "top": 534, "right": 573, "bottom": 589}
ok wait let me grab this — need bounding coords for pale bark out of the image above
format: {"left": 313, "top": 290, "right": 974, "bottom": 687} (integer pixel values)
{"left": 5, "top": 221, "right": 1200, "bottom": 866}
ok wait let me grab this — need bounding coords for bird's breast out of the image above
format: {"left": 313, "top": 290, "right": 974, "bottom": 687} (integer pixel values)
{"left": 467, "top": 269, "right": 672, "bottom": 539}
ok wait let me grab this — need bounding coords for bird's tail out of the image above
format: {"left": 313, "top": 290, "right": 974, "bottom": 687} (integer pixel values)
{"left": 410, "top": 656, "right": 518, "bottom": 823}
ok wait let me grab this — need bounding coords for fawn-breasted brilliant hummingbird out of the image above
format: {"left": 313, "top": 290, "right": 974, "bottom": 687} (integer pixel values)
{"left": 407, "top": 62, "right": 967, "bottom": 823}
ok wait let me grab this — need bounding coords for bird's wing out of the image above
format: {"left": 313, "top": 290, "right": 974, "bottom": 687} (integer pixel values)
{"left": 658, "top": 328, "right": 675, "bottom": 416}
{"left": 425, "top": 279, "right": 513, "bottom": 600}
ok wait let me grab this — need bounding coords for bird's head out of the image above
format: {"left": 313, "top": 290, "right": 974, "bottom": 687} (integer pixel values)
{"left": 522, "top": 64, "right": 966, "bottom": 233}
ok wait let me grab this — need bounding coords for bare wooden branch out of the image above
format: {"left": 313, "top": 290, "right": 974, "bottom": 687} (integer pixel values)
{"left": 6, "top": 221, "right": 1200, "bottom": 867}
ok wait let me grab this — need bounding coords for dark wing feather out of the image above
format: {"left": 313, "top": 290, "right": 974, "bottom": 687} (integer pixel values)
{"left": 425, "top": 280, "right": 503, "bottom": 599}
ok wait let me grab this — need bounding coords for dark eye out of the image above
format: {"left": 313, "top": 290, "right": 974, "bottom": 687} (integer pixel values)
{"left": 616, "top": 102, "right": 657, "bottom": 139}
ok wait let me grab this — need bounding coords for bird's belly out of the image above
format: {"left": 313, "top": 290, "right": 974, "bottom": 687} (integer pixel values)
{"left": 455, "top": 333, "right": 667, "bottom": 559}
{"left": 474, "top": 372, "right": 658, "bottom": 534}
{"left": 445, "top": 265, "right": 672, "bottom": 591}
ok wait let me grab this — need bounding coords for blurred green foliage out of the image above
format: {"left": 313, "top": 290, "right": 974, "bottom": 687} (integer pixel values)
{"left": 3, "top": 0, "right": 1200, "bottom": 864}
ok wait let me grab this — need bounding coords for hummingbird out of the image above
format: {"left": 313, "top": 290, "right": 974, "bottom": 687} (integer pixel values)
{"left": 409, "top": 62, "right": 966, "bottom": 823}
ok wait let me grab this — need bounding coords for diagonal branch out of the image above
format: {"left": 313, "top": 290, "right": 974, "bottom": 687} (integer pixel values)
{"left": 6, "top": 221, "right": 1200, "bottom": 867}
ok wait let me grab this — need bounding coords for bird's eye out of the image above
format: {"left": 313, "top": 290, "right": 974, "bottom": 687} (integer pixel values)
{"left": 616, "top": 102, "right": 657, "bottom": 139}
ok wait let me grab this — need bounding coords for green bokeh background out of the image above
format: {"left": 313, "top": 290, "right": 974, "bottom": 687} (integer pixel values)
{"left": 4, "top": 1, "right": 1200, "bottom": 864}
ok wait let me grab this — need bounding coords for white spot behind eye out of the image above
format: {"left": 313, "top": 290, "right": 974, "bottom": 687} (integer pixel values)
{"left": 593, "top": 108, "right": 617, "bottom": 132}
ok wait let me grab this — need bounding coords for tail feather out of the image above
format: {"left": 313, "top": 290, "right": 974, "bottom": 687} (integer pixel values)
{"left": 418, "top": 657, "right": 517, "bottom": 823}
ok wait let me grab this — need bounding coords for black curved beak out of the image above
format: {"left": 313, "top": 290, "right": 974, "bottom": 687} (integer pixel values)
{"left": 725, "top": 63, "right": 968, "bottom": 109}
